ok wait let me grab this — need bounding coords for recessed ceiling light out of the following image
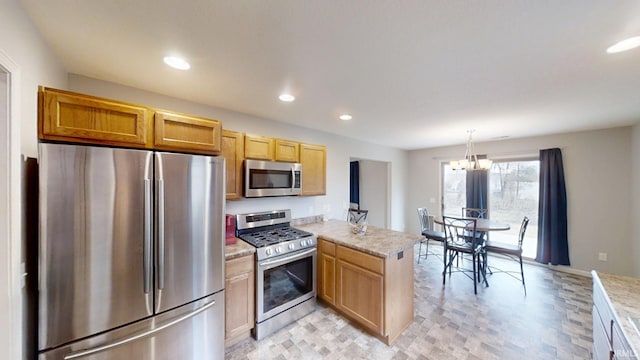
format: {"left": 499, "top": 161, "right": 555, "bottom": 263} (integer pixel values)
{"left": 163, "top": 56, "right": 190, "bottom": 70}
{"left": 606, "top": 36, "right": 640, "bottom": 54}
{"left": 339, "top": 114, "right": 352, "bottom": 121}
{"left": 279, "top": 94, "right": 295, "bottom": 102}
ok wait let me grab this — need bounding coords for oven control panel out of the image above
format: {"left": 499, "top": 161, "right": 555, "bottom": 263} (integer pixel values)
{"left": 258, "top": 236, "right": 316, "bottom": 260}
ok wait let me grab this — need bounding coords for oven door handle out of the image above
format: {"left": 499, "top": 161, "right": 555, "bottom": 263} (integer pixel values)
{"left": 259, "top": 248, "right": 316, "bottom": 268}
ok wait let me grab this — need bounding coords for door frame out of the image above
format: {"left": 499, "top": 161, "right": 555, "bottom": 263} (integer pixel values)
{"left": 0, "top": 48, "right": 22, "bottom": 360}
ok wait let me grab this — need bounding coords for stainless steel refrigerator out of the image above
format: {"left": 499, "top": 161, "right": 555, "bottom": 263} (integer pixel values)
{"left": 37, "top": 143, "right": 225, "bottom": 360}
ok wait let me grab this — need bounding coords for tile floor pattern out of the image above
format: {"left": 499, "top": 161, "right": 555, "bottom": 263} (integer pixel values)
{"left": 225, "top": 244, "right": 593, "bottom": 359}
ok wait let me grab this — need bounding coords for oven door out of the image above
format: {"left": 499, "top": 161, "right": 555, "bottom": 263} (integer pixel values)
{"left": 256, "top": 247, "right": 316, "bottom": 323}
{"left": 244, "top": 159, "right": 302, "bottom": 197}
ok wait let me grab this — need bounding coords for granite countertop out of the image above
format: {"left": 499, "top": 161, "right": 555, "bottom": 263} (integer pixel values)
{"left": 595, "top": 271, "right": 640, "bottom": 356}
{"left": 296, "top": 219, "right": 422, "bottom": 258}
{"left": 225, "top": 238, "right": 255, "bottom": 260}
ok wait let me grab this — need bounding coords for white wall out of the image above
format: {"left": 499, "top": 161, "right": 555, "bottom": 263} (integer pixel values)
{"left": 68, "top": 74, "right": 410, "bottom": 231}
{"left": 408, "top": 127, "right": 634, "bottom": 276}
{"left": 632, "top": 123, "right": 640, "bottom": 277}
{"left": 0, "top": 0, "right": 67, "bottom": 157}
{"left": 357, "top": 159, "right": 389, "bottom": 228}
{"left": 0, "top": 0, "right": 67, "bottom": 359}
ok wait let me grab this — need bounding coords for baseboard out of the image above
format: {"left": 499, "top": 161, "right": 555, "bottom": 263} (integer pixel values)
{"left": 416, "top": 242, "right": 591, "bottom": 278}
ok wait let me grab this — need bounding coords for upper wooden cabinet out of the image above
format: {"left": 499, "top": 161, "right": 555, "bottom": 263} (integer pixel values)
{"left": 244, "top": 134, "right": 274, "bottom": 160}
{"left": 274, "top": 139, "right": 299, "bottom": 162}
{"left": 300, "top": 143, "right": 327, "bottom": 196}
{"left": 39, "top": 87, "right": 153, "bottom": 148}
{"left": 38, "top": 87, "right": 222, "bottom": 155}
{"left": 221, "top": 129, "right": 244, "bottom": 200}
{"left": 154, "top": 111, "right": 221, "bottom": 154}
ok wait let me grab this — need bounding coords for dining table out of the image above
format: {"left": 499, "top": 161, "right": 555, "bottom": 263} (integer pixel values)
{"left": 433, "top": 216, "right": 511, "bottom": 232}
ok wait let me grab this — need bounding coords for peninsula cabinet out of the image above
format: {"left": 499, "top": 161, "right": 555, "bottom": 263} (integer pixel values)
{"left": 221, "top": 129, "right": 244, "bottom": 200}
{"left": 317, "top": 237, "right": 414, "bottom": 345}
{"left": 591, "top": 271, "right": 637, "bottom": 360}
{"left": 39, "top": 86, "right": 153, "bottom": 148}
{"left": 38, "top": 87, "right": 222, "bottom": 155}
{"left": 154, "top": 111, "right": 221, "bottom": 154}
{"left": 225, "top": 254, "right": 255, "bottom": 347}
{"left": 299, "top": 143, "right": 326, "bottom": 196}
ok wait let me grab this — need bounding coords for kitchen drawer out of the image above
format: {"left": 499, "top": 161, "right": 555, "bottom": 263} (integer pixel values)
{"left": 318, "top": 238, "right": 336, "bottom": 256}
{"left": 337, "top": 245, "right": 384, "bottom": 274}
{"left": 226, "top": 255, "right": 254, "bottom": 278}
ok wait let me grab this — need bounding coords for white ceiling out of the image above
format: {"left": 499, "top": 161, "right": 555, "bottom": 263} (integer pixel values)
{"left": 19, "top": 0, "right": 640, "bottom": 149}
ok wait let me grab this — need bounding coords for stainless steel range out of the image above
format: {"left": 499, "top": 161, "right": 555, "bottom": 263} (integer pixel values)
{"left": 236, "top": 209, "right": 317, "bottom": 340}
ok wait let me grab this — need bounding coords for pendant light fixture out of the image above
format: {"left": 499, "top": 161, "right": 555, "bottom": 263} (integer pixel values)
{"left": 449, "top": 130, "right": 492, "bottom": 171}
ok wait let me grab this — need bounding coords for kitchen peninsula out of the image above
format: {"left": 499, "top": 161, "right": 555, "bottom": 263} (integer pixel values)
{"left": 296, "top": 220, "right": 421, "bottom": 345}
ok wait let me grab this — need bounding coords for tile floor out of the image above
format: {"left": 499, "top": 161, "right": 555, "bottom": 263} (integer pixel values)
{"left": 225, "top": 244, "right": 593, "bottom": 359}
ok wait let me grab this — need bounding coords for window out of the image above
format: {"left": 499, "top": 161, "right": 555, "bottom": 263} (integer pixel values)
{"left": 440, "top": 159, "right": 539, "bottom": 258}
{"left": 488, "top": 160, "right": 539, "bottom": 258}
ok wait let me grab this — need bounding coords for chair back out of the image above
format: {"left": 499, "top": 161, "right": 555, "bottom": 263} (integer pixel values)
{"left": 442, "top": 216, "right": 482, "bottom": 248}
{"left": 347, "top": 208, "right": 368, "bottom": 224}
{"left": 417, "top": 207, "right": 433, "bottom": 232}
{"left": 462, "top": 207, "right": 488, "bottom": 219}
{"left": 517, "top": 216, "right": 530, "bottom": 249}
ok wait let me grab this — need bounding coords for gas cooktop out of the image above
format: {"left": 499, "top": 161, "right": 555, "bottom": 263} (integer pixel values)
{"left": 238, "top": 225, "right": 313, "bottom": 248}
{"left": 235, "top": 209, "right": 316, "bottom": 260}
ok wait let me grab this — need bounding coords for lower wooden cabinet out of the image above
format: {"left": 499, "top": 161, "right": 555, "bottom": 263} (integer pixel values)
{"left": 317, "top": 237, "right": 414, "bottom": 345}
{"left": 317, "top": 239, "right": 336, "bottom": 304}
{"left": 591, "top": 271, "right": 636, "bottom": 360}
{"left": 225, "top": 254, "right": 255, "bottom": 347}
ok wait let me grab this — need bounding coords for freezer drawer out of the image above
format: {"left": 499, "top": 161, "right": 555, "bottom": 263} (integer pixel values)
{"left": 39, "top": 291, "right": 225, "bottom": 360}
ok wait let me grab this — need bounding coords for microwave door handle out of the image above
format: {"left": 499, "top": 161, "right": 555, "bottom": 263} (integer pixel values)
{"left": 291, "top": 167, "right": 295, "bottom": 192}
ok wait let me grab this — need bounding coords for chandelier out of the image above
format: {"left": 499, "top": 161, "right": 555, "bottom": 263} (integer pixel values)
{"left": 449, "top": 130, "right": 492, "bottom": 171}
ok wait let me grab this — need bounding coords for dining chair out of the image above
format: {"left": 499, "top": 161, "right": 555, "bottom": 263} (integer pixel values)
{"left": 442, "top": 216, "right": 488, "bottom": 294}
{"left": 461, "top": 207, "right": 489, "bottom": 243}
{"left": 462, "top": 207, "right": 488, "bottom": 219}
{"left": 347, "top": 208, "right": 368, "bottom": 224}
{"left": 484, "top": 216, "right": 530, "bottom": 295}
{"left": 417, "top": 207, "right": 446, "bottom": 263}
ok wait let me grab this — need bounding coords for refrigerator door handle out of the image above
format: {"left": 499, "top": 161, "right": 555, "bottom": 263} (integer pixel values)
{"left": 62, "top": 300, "right": 217, "bottom": 359}
{"left": 143, "top": 179, "right": 152, "bottom": 294}
{"left": 158, "top": 178, "right": 165, "bottom": 290}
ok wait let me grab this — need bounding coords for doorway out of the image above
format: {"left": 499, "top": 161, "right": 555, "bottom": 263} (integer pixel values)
{"left": 349, "top": 158, "right": 390, "bottom": 228}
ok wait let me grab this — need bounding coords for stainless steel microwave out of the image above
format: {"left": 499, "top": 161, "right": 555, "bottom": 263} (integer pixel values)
{"left": 244, "top": 159, "right": 302, "bottom": 197}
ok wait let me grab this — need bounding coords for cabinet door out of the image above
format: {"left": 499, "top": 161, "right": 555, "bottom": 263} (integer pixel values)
{"left": 221, "top": 130, "right": 244, "bottom": 200}
{"left": 336, "top": 259, "right": 384, "bottom": 335}
{"left": 299, "top": 143, "right": 326, "bottom": 196}
{"left": 275, "top": 139, "right": 299, "bottom": 162}
{"left": 244, "top": 134, "right": 274, "bottom": 160}
{"left": 154, "top": 111, "right": 221, "bottom": 154}
{"left": 319, "top": 253, "right": 336, "bottom": 304}
{"left": 39, "top": 87, "right": 152, "bottom": 148}
{"left": 225, "top": 255, "right": 255, "bottom": 347}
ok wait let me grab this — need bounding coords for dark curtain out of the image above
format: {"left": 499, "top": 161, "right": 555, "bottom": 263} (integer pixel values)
{"left": 536, "top": 148, "right": 570, "bottom": 265}
{"left": 466, "top": 169, "right": 488, "bottom": 214}
{"left": 349, "top": 161, "right": 360, "bottom": 208}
